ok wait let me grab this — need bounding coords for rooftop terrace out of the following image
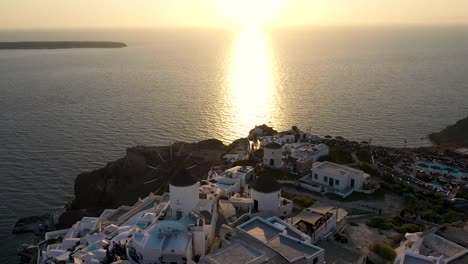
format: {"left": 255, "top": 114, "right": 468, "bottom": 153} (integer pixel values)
{"left": 314, "top": 161, "right": 363, "bottom": 176}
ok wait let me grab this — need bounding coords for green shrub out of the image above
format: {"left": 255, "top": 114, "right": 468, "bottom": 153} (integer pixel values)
{"left": 456, "top": 188, "right": 468, "bottom": 199}
{"left": 356, "top": 149, "right": 372, "bottom": 163}
{"left": 390, "top": 216, "right": 403, "bottom": 226}
{"left": 281, "top": 192, "right": 315, "bottom": 209}
{"left": 395, "top": 224, "right": 420, "bottom": 234}
{"left": 330, "top": 147, "right": 353, "bottom": 164}
{"left": 386, "top": 235, "right": 404, "bottom": 247}
{"left": 365, "top": 217, "right": 394, "bottom": 230}
{"left": 317, "top": 155, "right": 330, "bottom": 162}
{"left": 369, "top": 242, "right": 396, "bottom": 261}
{"left": 441, "top": 211, "right": 466, "bottom": 224}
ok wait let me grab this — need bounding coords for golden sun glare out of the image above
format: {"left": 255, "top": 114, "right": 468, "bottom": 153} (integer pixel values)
{"left": 218, "top": 0, "right": 286, "bottom": 26}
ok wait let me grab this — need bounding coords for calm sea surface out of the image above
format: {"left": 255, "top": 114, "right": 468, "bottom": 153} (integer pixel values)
{"left": 1, "top": 26, "right": 468, "bottom": 262}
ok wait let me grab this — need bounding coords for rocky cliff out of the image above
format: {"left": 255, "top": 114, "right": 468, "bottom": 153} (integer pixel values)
{"left": 429, "top": 116, "right": 468, "bottom": 147}
{"left": 59, "top": 139, "right": 228, "bottom": 227}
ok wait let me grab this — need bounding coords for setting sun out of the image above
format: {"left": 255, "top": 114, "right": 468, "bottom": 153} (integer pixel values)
{"left": 217, "top": 0, "right": 286, "bottom": 26}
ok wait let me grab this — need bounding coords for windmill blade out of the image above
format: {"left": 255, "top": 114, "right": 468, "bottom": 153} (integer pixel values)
{"left": 177, "top": 143, "right": 185, "bottom": 156}
{"left": 157, "top": 151, "right": 165, "bottom": 162}
{"left": 144, "top": 178, "right": 159, "bottom": 185}
{"left": 169, "top": 140, "right": 173, "bottom": 160}
{"left": 184, "top": 152, "right": 193, "bottom": 163}
{"left": 153, "top": 184, "right": 166, "bottom": 194}
{"left": 186, "top": 164, "right": 198, "bottom": 170}
{"left": 147, "top": 165, "right": 159, "bottom": 170}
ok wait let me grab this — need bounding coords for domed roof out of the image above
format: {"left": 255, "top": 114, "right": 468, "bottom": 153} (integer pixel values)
{"left": 251, "top": 173, "right": 281, "bottom": 193}
{"left": 170, "top": 168, "right": 198, "bottom": 187}
{"left": 264, "top": 142, "right": 282, "bottom": 149}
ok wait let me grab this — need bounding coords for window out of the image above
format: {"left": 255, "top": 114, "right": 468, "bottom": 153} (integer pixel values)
{"left": 351, "top": 179, "right": 355, "bottom": 187}
{"left": 313, "top": 257, "right": 318, "bottom": 264}
{"left": 324, "top": 176, "right": 328, "bottom": 182}
{"left": 314, "top": 173, "right": 318, "bottom": 179}
{"left": 335, "top": 179, "right": 340, "bottom": 185}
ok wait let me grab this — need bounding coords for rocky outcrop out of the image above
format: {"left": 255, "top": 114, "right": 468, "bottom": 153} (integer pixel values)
{"left": 60, "top": 139, "right": 227, "bottom": 227}
{"left": 429, "top": 116, "right": 468, "bottom": 147}
{"left": 12, "top": 214, "right": 55, "bottom": 234}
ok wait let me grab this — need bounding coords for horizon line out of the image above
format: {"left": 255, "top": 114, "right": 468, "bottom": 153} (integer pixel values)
{"left": 1, "top": 22, "right": 468, "bottom": 32}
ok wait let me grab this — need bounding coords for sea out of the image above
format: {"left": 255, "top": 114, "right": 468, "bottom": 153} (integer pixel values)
{"left": 1, "top": 26, "right": 468, "bottom": 262}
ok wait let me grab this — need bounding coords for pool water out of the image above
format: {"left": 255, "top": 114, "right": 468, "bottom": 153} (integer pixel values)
{"left": 216, "top": 183, "right": 234, "bottom": 190}
{"left": 416, "top": 162, "right": 464, "bottom": 176}
{"left": 136, "top": 222, "right": 148, "bottom": 229}
{"left": 86, "top": 245, "right": 98, "bottom": 252}
{"left": 430, "top": 183, "right": 444, "bottom": 191}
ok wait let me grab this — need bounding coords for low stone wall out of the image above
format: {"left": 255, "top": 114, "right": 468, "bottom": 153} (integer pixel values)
{"left": 356, "top": 184, "right": 381, "bottom": 194}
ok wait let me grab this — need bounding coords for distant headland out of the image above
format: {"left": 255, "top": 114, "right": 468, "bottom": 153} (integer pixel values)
{"left": 0, "top": 41, "right": 127, "bottom": 50}
{"left": 429, "top": 116, "right": 468, "bottom": 147}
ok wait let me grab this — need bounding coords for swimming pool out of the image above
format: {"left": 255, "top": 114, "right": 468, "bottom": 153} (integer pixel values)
{"left": 430, "top": 183, "right": 444, "bottom": 191}
{"left": 216, "top": 183, "right": 234, "bottom": 190}
{"left": 416, "top": 161, "right": 465, "bottom": 177}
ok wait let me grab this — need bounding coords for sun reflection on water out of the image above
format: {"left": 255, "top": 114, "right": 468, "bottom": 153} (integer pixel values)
{"left": 224, "top": 27, "right": 279, "bottom": 137}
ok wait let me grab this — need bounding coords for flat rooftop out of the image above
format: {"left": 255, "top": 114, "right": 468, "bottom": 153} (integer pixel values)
{"left": 314, "top": 161, "right": 363, "bottom": 176}
{"left": 202, "top": 242, "right": 263, "bottom": 264}
{"left": 266, "top": 234, "right": 321, "bottom": 262}
{"left": 239, "top": 218, "right": 281, "bottom": 243}
{"left": 316, "top": 240, "right": 363, "bottom": 264}
{"left": 450, "top": 252, "right": 468, "bottom": 264}
{"left": 435, "top": 226, "right": 468, "bottom": 248}
{"left": 292, "top": 210, "right": 323, "bottom": 226}
{"left": 402, "top": 255, "right": 435, "bottom": 264}
{"left": 268, "top": 218, "right": 303, "bottom": 240}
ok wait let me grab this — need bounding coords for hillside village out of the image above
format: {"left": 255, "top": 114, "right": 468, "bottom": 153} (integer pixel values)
{"left": 19, "top": 125, "right": 468, "bottom": 264}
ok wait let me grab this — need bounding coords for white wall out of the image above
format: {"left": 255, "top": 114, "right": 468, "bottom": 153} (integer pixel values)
{"left": 263, "top": 148, "right": 283, "bottom": 169}
{"left": 170, "top": 183, "right": 200, "bottom": 218}
{"left": 191, "top": 227, "right": 205, "bottom": 257}
{"left": 311, "top": 166, "right": 364, "bottom": 191}
{"left": 251, "top": 189, "right": 281, "bottom": 213}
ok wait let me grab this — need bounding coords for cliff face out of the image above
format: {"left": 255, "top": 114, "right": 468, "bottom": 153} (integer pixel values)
{"left": 429, "top": 116, "right": 468, "bottom": 147}
{"left": 60, "top": 139, "right": 227, "bottom": 227}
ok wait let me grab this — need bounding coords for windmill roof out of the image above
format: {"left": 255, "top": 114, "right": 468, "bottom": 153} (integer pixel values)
{"left": 170, "top": 168, "right": 198, "bottom": 187}
{"left": 251, "top": 173, "right": 281, "bottom": 193}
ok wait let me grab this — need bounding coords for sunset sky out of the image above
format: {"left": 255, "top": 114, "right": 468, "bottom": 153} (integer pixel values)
{"left": 1, "top": 0, "right": 467, "bottom": 29}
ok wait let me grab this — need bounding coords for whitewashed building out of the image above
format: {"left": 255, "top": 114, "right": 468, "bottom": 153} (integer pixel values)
{"left": 394, "top": 252, "right": 445, "bottom": 264}
{"left": 307, "top": 161, "right": 370, "bottom": 197}
{"left": 207, "top": 166, "right": 255, "bottom": 196}
{"left": 263, "top": 142, "right": 283, "bottom": 169}
{"left": 128, "top": 168, "right": 218, "bottom": 263}
{"left": 285, "top": 143, "right": 329, "bottom": 174}
{"left": 170, "top": 169, "right": 200, "bottom": 219}
{"left": 201, "top": 216, "right": 325, "bottom": 264}
{"left": 289, "top": 204, "right": 348, "bottom": 243}
{"left": 250, "top": 173, "right": 293, "bottom": 217}
{"left": 278, "top": 134, "right": 296, "bottom": 144}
